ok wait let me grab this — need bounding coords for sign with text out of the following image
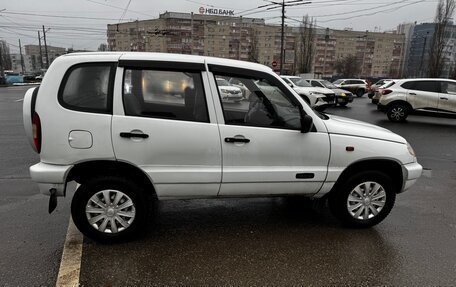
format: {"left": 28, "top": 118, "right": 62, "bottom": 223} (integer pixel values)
{"left": 199, "top": 7, "right": 235, "bottom": 16}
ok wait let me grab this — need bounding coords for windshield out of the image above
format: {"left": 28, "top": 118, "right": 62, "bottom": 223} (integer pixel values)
{"left": 288, "top": 77, "right": 312, "bottom": 87}
{"left": 321, "top": 80, "right": 337, "bottom": 89}
{"left": 332, "top": 79, "right": 343, "bottom": 84}
{"left": 216, "top": 78, "right": 230, "bottom": 86}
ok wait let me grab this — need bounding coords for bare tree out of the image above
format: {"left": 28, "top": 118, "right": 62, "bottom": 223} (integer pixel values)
{"left": 429, "top": 0, "right": 455, "bottom": 77}
{"left": 248, "top": 33, "right": 259, "bottom": 63}
{"left": 295, "top": 15, "right": 315, "bottom": 74}
{"left": 335, "top": 55, "right": 361, "bottom": 77}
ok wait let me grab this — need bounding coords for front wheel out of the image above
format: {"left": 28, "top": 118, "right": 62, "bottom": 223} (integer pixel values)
{"left": 71, "top": 176, "right": 149, "bottom": 243}
{"left": 338, "top": 101, "right": 348, "bottom": 107}
{"left": 328, "top": 171, "right": 396, "bottom": 228}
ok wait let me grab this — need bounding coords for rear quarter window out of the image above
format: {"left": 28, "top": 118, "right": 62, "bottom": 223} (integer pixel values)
{"left": 58, "top": 63, "right": 116, "bottom": 113}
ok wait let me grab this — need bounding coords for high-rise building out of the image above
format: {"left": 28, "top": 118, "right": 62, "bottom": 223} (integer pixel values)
{"left": 107, "top": 11, "right": 405, "bottom": 77}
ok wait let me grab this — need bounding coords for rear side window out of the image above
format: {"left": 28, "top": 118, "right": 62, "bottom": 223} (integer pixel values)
{"left": 401, "top": 81, "right": 415, "bottom": 89}
{"left": 123, "top": 69, "right": 209, "bottom": 123}
{"left": 59, "top": 63, "right": 115, "bottom": 113}
{"left": 405, "top": 81, "right": 439, "bottom": 93}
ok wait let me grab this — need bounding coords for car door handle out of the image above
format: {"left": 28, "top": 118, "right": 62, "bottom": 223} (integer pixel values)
{"left": 440, "top": 97, "right": 449, "bottom": 100}
{"left": 225, "top": 137, "right": 250, "bottom": 143}
{"left": 409, "top": 92, "right": 417, "bottom": 95}
{"left": 120, "top": 132, "right": 149, "bottom": 139}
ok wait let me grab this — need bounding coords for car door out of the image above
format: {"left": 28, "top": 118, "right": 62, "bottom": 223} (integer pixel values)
{"left": 208, "top": 65, "right": 330, "bottom": 196}
{"left": 438, "top": 80, "right": 456, "bottom": 112}
{"left": 406, "top": 80, "right": 440, "bottom": 109}
{"left": 111, "top": 60, "right": 222, "bottom": 199}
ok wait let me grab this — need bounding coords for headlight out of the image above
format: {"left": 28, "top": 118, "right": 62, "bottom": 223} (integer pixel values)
{"left": 341, "top": 92, "right": 346, "bottom": 97}
{"left": 407, "top": 142, "right": 416, "bottom": 157}
{"left": 221, "top": 89, "right": 229, "bottom": 93}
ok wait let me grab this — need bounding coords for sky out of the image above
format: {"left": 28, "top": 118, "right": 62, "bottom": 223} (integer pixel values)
{"left": 0, "top": 0, "right": 439, "bottom": 53}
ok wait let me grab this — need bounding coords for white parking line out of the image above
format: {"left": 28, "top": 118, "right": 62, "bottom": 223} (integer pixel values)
{"left": 55, "top": 217, "right": 83, "bottom": 287}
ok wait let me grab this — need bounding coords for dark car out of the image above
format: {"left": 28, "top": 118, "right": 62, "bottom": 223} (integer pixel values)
{"left": 305, "top": 79, "right": 354, "bottom": 107}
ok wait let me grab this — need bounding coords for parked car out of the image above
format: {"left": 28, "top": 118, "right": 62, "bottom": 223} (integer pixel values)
{"left": 281, "top": 75, "right": 335, "bottom": 110}
{"left": 368, "top": 79, "right": 392, "bottom": 98}
{"left": 216, "top": 77, "right": 243, "bottom": 103}
{"left": 371, "top": 80, "right": 396, "bottom": 104}
{"left": 23, "top": 52, "right": 422, "bottom": 242}
{"left": 333, "top": 79, "right": 368, "bottom": 97}
{"left": 377, "top": 78, "right": 456, "bottom": 122}
{"left": 305, "top": 79, "right": 354, "bottom": 107}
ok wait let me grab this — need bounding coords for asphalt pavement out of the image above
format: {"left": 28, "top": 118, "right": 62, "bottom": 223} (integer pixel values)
{"left": 1, "top": 87, "right": 455, "bottom": 286}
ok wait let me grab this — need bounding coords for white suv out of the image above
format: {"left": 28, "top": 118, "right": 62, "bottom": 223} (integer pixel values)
{"left": 23, "top": 52, "right": 422, "bottom": 242}
{"left": 378, "top": 78, "right": 456, "bottom": 122}
{"left": 280, "top": 76, "right": 336, "bottom": 110}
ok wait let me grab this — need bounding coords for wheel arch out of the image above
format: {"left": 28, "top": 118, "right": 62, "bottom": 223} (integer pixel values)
{"left": 327, "top": 159, "right": 404, "bottom": 197}
{"left": 66, "top": 160, "right": 157, "bottom": 198}
{"left": 386, "top": 100, "right": 413, "bottom": 110}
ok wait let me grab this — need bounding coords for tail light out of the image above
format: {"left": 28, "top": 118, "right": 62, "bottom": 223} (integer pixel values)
{"left": 382, "top": 89, "right": 392, "bottom": 95}
{"left": 32, "top": 112, "right": 42, "bottom": 153}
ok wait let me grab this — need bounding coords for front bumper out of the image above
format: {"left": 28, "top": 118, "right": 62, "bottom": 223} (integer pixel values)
{"left": 400, "top": 162, "right": 423, "bottom": 193}
{"left": 30, "top": 162, "right": 74, "bottom": 197}
{"left": 336, "top": 95, "right": 354, "bottom": 103}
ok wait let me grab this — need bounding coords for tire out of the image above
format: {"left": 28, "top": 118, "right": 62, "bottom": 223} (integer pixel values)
{"left": 387, "top": 103, "right": 409, "bottom": 122}
{"left": 339, "top": 101, "right": 348, "bottom": 107}
{"left": 328, "top": 171, "right": 396, "bottom": 228}
{"left": 71, "top": 176, "right": 150, "bottom": 243}
{"left": 356, "top": 89, "right": 365, "bottom": 97}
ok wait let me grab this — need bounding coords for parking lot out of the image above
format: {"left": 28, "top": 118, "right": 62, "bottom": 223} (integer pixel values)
{"left": 1, "top": 86, "right": 456, "bottom": 286}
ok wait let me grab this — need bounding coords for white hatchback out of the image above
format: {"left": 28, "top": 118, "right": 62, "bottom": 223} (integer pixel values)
{"left": 24, "top": 52, "right": 422, "bottom": 242}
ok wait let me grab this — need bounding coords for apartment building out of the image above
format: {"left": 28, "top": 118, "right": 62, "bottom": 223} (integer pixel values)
{"left": 313, "top": 28, "right": 405, "bottom": 78}
{"left": 24, "top": 44, "right": 66, "bottom": 71}
{"left": 107, "top": 12, "right": 296, "bottom": 73}
{"left": 107, "top": 12, "right": 405, "bottom": 77}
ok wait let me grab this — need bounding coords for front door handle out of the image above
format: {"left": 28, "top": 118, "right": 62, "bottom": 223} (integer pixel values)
{"left": 120, "top": 132, "right": 149, "bottom": 139}
{"left": 409, "top": 92, "right": 417, "bottom": 95}
{"left": 225, "top": 137, "right": 250, "bottom": 143}
{"left": 440, "top": 97, "right": 449, "bottom": 100}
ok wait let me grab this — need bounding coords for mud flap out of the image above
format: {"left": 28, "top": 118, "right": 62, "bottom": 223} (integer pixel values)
{"left": 48, "top": 188, "right": 57, "bottom": 214}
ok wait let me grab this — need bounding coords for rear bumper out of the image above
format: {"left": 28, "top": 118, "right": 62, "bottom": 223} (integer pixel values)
{"left": 400, "top": 162, "right": 423, "bottom": 193}
{"left": 30, "top": 162, "right": 74, "bottom": 196}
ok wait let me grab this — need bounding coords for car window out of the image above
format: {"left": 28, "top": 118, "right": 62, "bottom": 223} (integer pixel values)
{"left": 382, "top": 81, "right": 395, "bottom": 89}
{"left": 321, "top": 80, "right": 337, "bottom": 89}
{"left": 345, "top": 80, "right": 353, "bottom": 85}
{"left": 288, "top": 77, "right": 312, "bottom": 87}
{"left": 311, "top": 80, "right": 324, "bottom": 88}
{"left": 440, "top": 81, "right": 456, "bottom": 95}
{"left": 400, "top": 81, "right": 416, "bottom": 89}
{"left": 332, "top": 79, "right": 343, "bottom": 84}
{"left": 409, "top": 81, "right": 440, "bottom": 93}
{"left": 216, "top": 78, "right": 230, "bottom": 86}
{"left": 214, "top": 74, "right": 301, "bottom": 130}
{"left": 123, "top": 69, "right": 209, "bottom": 123}
{"left": 59, "top": 63, "right": 114, "bottom": 113}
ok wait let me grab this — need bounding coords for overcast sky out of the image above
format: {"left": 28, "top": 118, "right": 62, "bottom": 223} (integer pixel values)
{"left": 0, "top": 0, "right": 439, "bottom": 53}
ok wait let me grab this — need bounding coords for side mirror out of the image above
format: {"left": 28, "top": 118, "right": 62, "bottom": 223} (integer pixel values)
{"left": 300, "top": 114, "right": 314, "bottom": 133}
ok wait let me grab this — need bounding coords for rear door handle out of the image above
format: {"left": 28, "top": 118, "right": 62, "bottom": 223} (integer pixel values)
{"left": 225, "top": 137, "right": 250, "bottom": 143}
{"left": 120, "top": 132, "right": 149, "bottom": 139}
{"left": 440, "top": 97, "right": 449, "bottom": 100}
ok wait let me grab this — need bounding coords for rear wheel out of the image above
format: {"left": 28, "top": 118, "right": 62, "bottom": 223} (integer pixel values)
{"left": 71, "top": 176, "right": 149, "bottom": 243}
{"left": 329, "top": 171, "right": 396, "bottom": 228}
{"left": 387, "top": 103, "right": 409, "bottom": 122}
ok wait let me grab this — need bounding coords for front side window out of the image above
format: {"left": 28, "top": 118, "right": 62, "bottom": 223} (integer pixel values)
{"left": 214, "top": 74, "right": 301, "bottom": 130}
{"left": 311, "top": 80, "right": 324, "bottom": 88}
{"left": 440, "top": 81, "right": 456, "bottom": 95}
{"left": 123, "top": 69, "right": 209, "bottom": 122}
{"left": 59, "top": 63, "right": 114, "bottom": 113}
